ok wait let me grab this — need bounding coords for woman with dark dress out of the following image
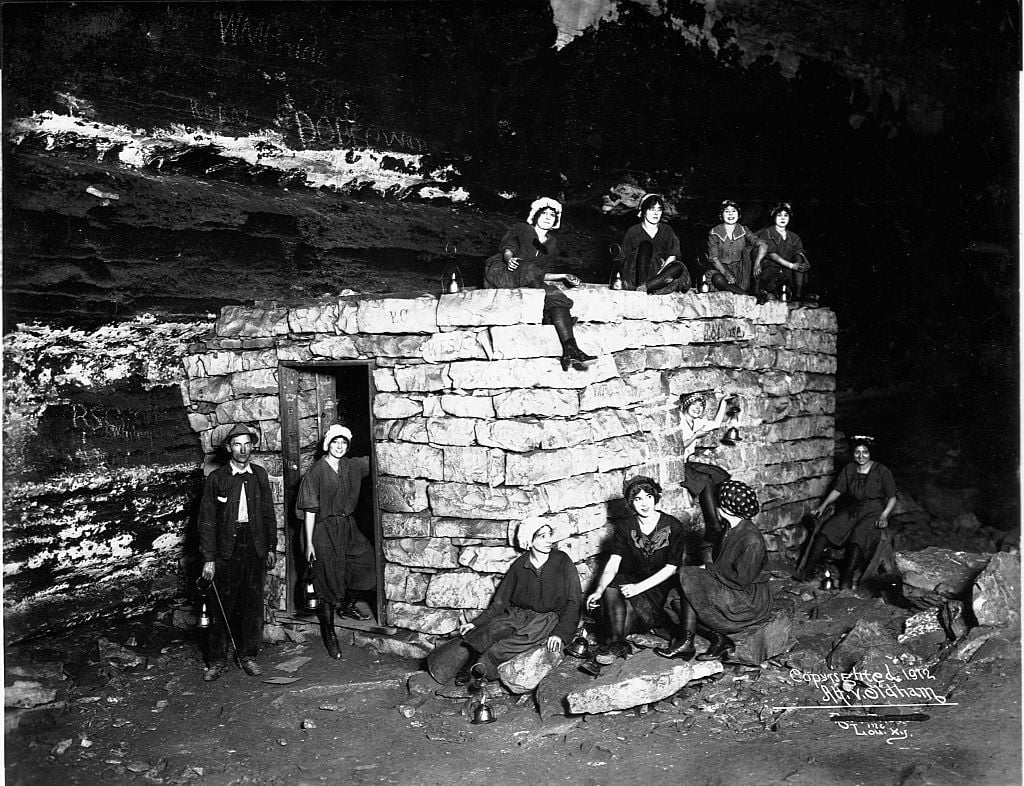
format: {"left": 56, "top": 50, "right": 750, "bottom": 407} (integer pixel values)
{"left": 619, "top": 193, "right": 690, "bottom": 294}
{"left": 678, "top": 391, "right": 734, "bottom": 559}
{"left": 297, "top": 424, "right": 376, "bottom": 659}
{"left": 658, "top": 480, "right": 770, "bottom": 661}
{"left": 706, "top": 200, "right": 768, "bottom": 295}
{"left": 426, "top": 519, "right": 582, "bottom": 685}
{"left": 483, "top": 197, "right": 596, "bottom": 371}
{"left": 586, "top": 477, "right": 699, "bottom": 659}
{"left": 755, "top": 201, "right": 811, "bottom": 303}
{"left": 796, "top": 435, "right": 897, "bottom": 589}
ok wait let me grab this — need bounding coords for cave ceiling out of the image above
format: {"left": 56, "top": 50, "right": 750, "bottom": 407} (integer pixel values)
{"left": 1, "top": 1, "right": 1017, "bottom": 327}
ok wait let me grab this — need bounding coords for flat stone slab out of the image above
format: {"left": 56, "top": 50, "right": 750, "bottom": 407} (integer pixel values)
{"left": 565, "top": 651, "right": 723, "bottom": 714}
{"left": 896, "top": 548, "right": 990, "bottom": 598}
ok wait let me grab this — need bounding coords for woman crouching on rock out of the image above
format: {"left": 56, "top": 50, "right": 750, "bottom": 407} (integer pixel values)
{"left": 657, "top": 480, "right": 770, "bottom": 662}
{"left": 483, "top": 197, "right": 596, "bottom": 371}
{"left": 586, "top": 476, "right": 699, "bottom": 660}
{"left": 426, "top": 520, "right": 582, "bottom": 686}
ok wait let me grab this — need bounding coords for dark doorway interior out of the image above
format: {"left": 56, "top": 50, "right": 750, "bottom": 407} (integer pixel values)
{"left": 278, "top": 362, "right": 383, "bottom": 623}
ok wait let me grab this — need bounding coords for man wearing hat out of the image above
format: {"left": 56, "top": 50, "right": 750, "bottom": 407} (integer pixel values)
{"left": 198, "top": 423, "right": 277, "bottom": 681}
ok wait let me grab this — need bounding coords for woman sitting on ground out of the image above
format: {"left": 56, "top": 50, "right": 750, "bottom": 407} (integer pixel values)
{"left": 706, "top": 200, "right": 768, "bottom": 295}
{"left": 796, "top": 435, "right": 897, "bottom": 589}
{"left": 657, "top": 480, "right": 771, "bottom": 661}
{"left": 483, "top": 197, "right": 596, "bottom": 371}
{"left": 586, "top": 477, "right": 699, "bottom": 660}
{"left": 755, "top": 201, "right": 811, "bottom": 303}
{"left": 427, "top": 520, "right": 582, "bottom": 685}
{"left": 678, "top": 391, "right": 735, "bottom": 560}
{"left": 619, "top": 193, "right": 690, "bottom": 294}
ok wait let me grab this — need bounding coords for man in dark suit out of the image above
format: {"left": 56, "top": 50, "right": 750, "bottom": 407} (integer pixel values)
{"left": 199, "top": 424, "right": 277, "bottom": 681}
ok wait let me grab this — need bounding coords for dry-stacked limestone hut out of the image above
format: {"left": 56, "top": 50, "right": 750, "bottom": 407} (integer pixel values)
{"left": 182, "top": 287, "right": 837, "bottom": 653}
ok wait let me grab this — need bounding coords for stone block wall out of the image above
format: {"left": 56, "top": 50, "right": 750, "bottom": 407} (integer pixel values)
{"left": 181, "top": 287, "right": 837, "bottom": 637}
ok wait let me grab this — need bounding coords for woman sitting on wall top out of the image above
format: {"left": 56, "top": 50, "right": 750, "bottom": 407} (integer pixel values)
{"left": 483, "top": 197, "right": 596, "bottom": 371}
{"left": 586, "top": 476, "right": 700, "bottom": 660}
{"left": 755, "top": 201, "right": 811, "bottom": 303}
{"left": 426, "top": 519, "right": 582, "bottom": 686}
{"left": 618, "top": 193, "right": 691, "bottom": 294}
{"left": 706, "top": 200, "right": 768, "bottom": 295}
{"left": 657, "top": 480, "right": 771, "bottom": 662}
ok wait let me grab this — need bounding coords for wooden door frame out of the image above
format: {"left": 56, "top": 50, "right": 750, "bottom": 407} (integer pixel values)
{"left": 277, "top": 360, "right": 384, "bottom": 623}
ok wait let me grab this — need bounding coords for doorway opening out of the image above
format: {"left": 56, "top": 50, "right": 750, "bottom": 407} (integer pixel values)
{"left": 277, "top": 361, "right": 384, "bottom": 625}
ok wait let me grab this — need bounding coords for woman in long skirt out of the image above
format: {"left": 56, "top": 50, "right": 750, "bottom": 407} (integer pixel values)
{"left": 297, "top": 424, "right": 376, "bottom": 659}
{"left": 658, "top": 480, "right": 771, "bottom": 661}
{"left": 426, "top": 519, "right": 582, "bottom": 685}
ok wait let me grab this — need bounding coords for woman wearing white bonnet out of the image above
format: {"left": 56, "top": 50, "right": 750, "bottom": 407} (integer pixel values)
{"left": 425, "top": 518, "right": 582, "bottom": 686}
{"left": 296, "top": 423, "right": 375, "bottom": 659}
{"left": 482, "top": 197, "right": 597, "bottom": 371}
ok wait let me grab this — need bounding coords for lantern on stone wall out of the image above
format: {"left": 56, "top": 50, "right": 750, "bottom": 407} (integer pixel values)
{"left": 607, "top": 243, "right": 624, "bottom": 290}
{"left": 441, "top": 242, "right": 463, "bottom": 294}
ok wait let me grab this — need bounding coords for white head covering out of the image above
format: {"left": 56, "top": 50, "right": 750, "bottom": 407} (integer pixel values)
{"left": 526, "top": 197, "right": 562, "bottom": 229}
{"left": 513, "top": 517, "right": 552, "bottom": 551}
{"left": 322, "top": 424, "right": 353, "bottom": 453}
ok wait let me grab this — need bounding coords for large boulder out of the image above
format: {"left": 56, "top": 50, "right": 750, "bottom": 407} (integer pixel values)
{"left": 497, "top": 645, "right": 564, "bottom": 694}
{"left": 971, "top": 552, "right": 1020, "bottom": 629}
{"left": 565, "top": 651, "right": 723, "bottom": 714}
{"left": 827, "top": 619, "right": 905, "bottom": 672}
{"left": 895, "top": 547, "right": 990, "bottom": 598}
{"left": 732, "top": 601, "right": 793, "bottom": 665}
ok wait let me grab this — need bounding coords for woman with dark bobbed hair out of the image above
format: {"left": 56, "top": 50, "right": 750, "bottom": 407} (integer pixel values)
{"left": 707, "top": 200, "right": 767, "bottom": 295}
{"left": 755, "top": 201, "right": 811, "bottom": 303}
{"left": 796, "top": 435, "right": 897, "bottom": 589}
{"left": 586, "top": 476, "right": 699, "bottom": 659}
{"left": 657, "top": 480, "right": 771, "bottom": 662}
{"left": 484, "top": 197, "right": 596, "bottom": 371}
{"left": 619, "top": 193, "right": 690, "bottom": 294}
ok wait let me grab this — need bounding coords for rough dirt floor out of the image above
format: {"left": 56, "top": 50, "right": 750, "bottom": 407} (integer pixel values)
{"left": 6, "top": 578, "right": 1020, "bottom": 786}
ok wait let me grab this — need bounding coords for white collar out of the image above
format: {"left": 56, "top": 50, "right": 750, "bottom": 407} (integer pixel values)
{"left": 230, "top": 462, "right": 253, "bottom": 475}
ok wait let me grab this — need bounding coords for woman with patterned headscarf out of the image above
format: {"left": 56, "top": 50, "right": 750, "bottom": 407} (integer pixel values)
{"left": 483, "top": 197, "right": 596, "bottom": 371}
{"left": 585, "top": 476, "right": 700, "bottom": 661}
{"left": 657, "top": 480, "right": 771, "bottom": 662}
{"left": 618, "top": 193, "right": 690, "bottom": 294}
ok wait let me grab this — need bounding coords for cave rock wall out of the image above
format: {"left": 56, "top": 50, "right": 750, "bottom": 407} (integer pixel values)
{"left": 183, "top": 288, "right": 837, "bottom": 637}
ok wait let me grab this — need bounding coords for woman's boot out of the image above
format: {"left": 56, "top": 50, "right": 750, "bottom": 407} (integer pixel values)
{"left": 644, "top": 261, "right": 690, "bottom": 294}
{"left": 840, "top": 543, "right": 865, "bottom": 590}
{"left": 656, "top": 597, "right": 697, "bottom": 660}
{"left": 317, "top": 603, "right": 342, "bottom": 659}
{"left": 710, "top": 271, "right": 748, "bottom": 296}
{"left": 793, "top": 534, "right": 831, "bottom": 582}
{"left": 698, "top": 485, "right": 724, "bottom": 560}
{"left": 696, "top": 627, "right": 735, "bottom": 661}
{"left": 549, "top": 306, "right": 595, "bottom": 371}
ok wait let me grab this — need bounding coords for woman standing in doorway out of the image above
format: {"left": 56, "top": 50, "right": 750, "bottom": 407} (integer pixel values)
{"left": 297, "top": 424, "right": 376, "bottom": 659}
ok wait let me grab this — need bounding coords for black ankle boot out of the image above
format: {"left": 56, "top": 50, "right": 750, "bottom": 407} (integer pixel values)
{"left": 454, "top": 654, "right": 479, "bottom": 686}
{"left": 549, "top": 307, "right": 595, "bottom": 371}
{"left": 656, "top": 632, "right": 696, "bottom": 660}
{"left": 840, "top": 543, "right": 865, "bottom": 590}
{"left": 696, "top": 630, "right": 735, "bottom": 661}
{"left": 317, "top": 603, "right": 342, "bottom": 659}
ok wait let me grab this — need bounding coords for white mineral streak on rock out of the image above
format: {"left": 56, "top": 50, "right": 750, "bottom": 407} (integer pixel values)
{"left": 7, "top": 111, "right": 462, "bottom": 197}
